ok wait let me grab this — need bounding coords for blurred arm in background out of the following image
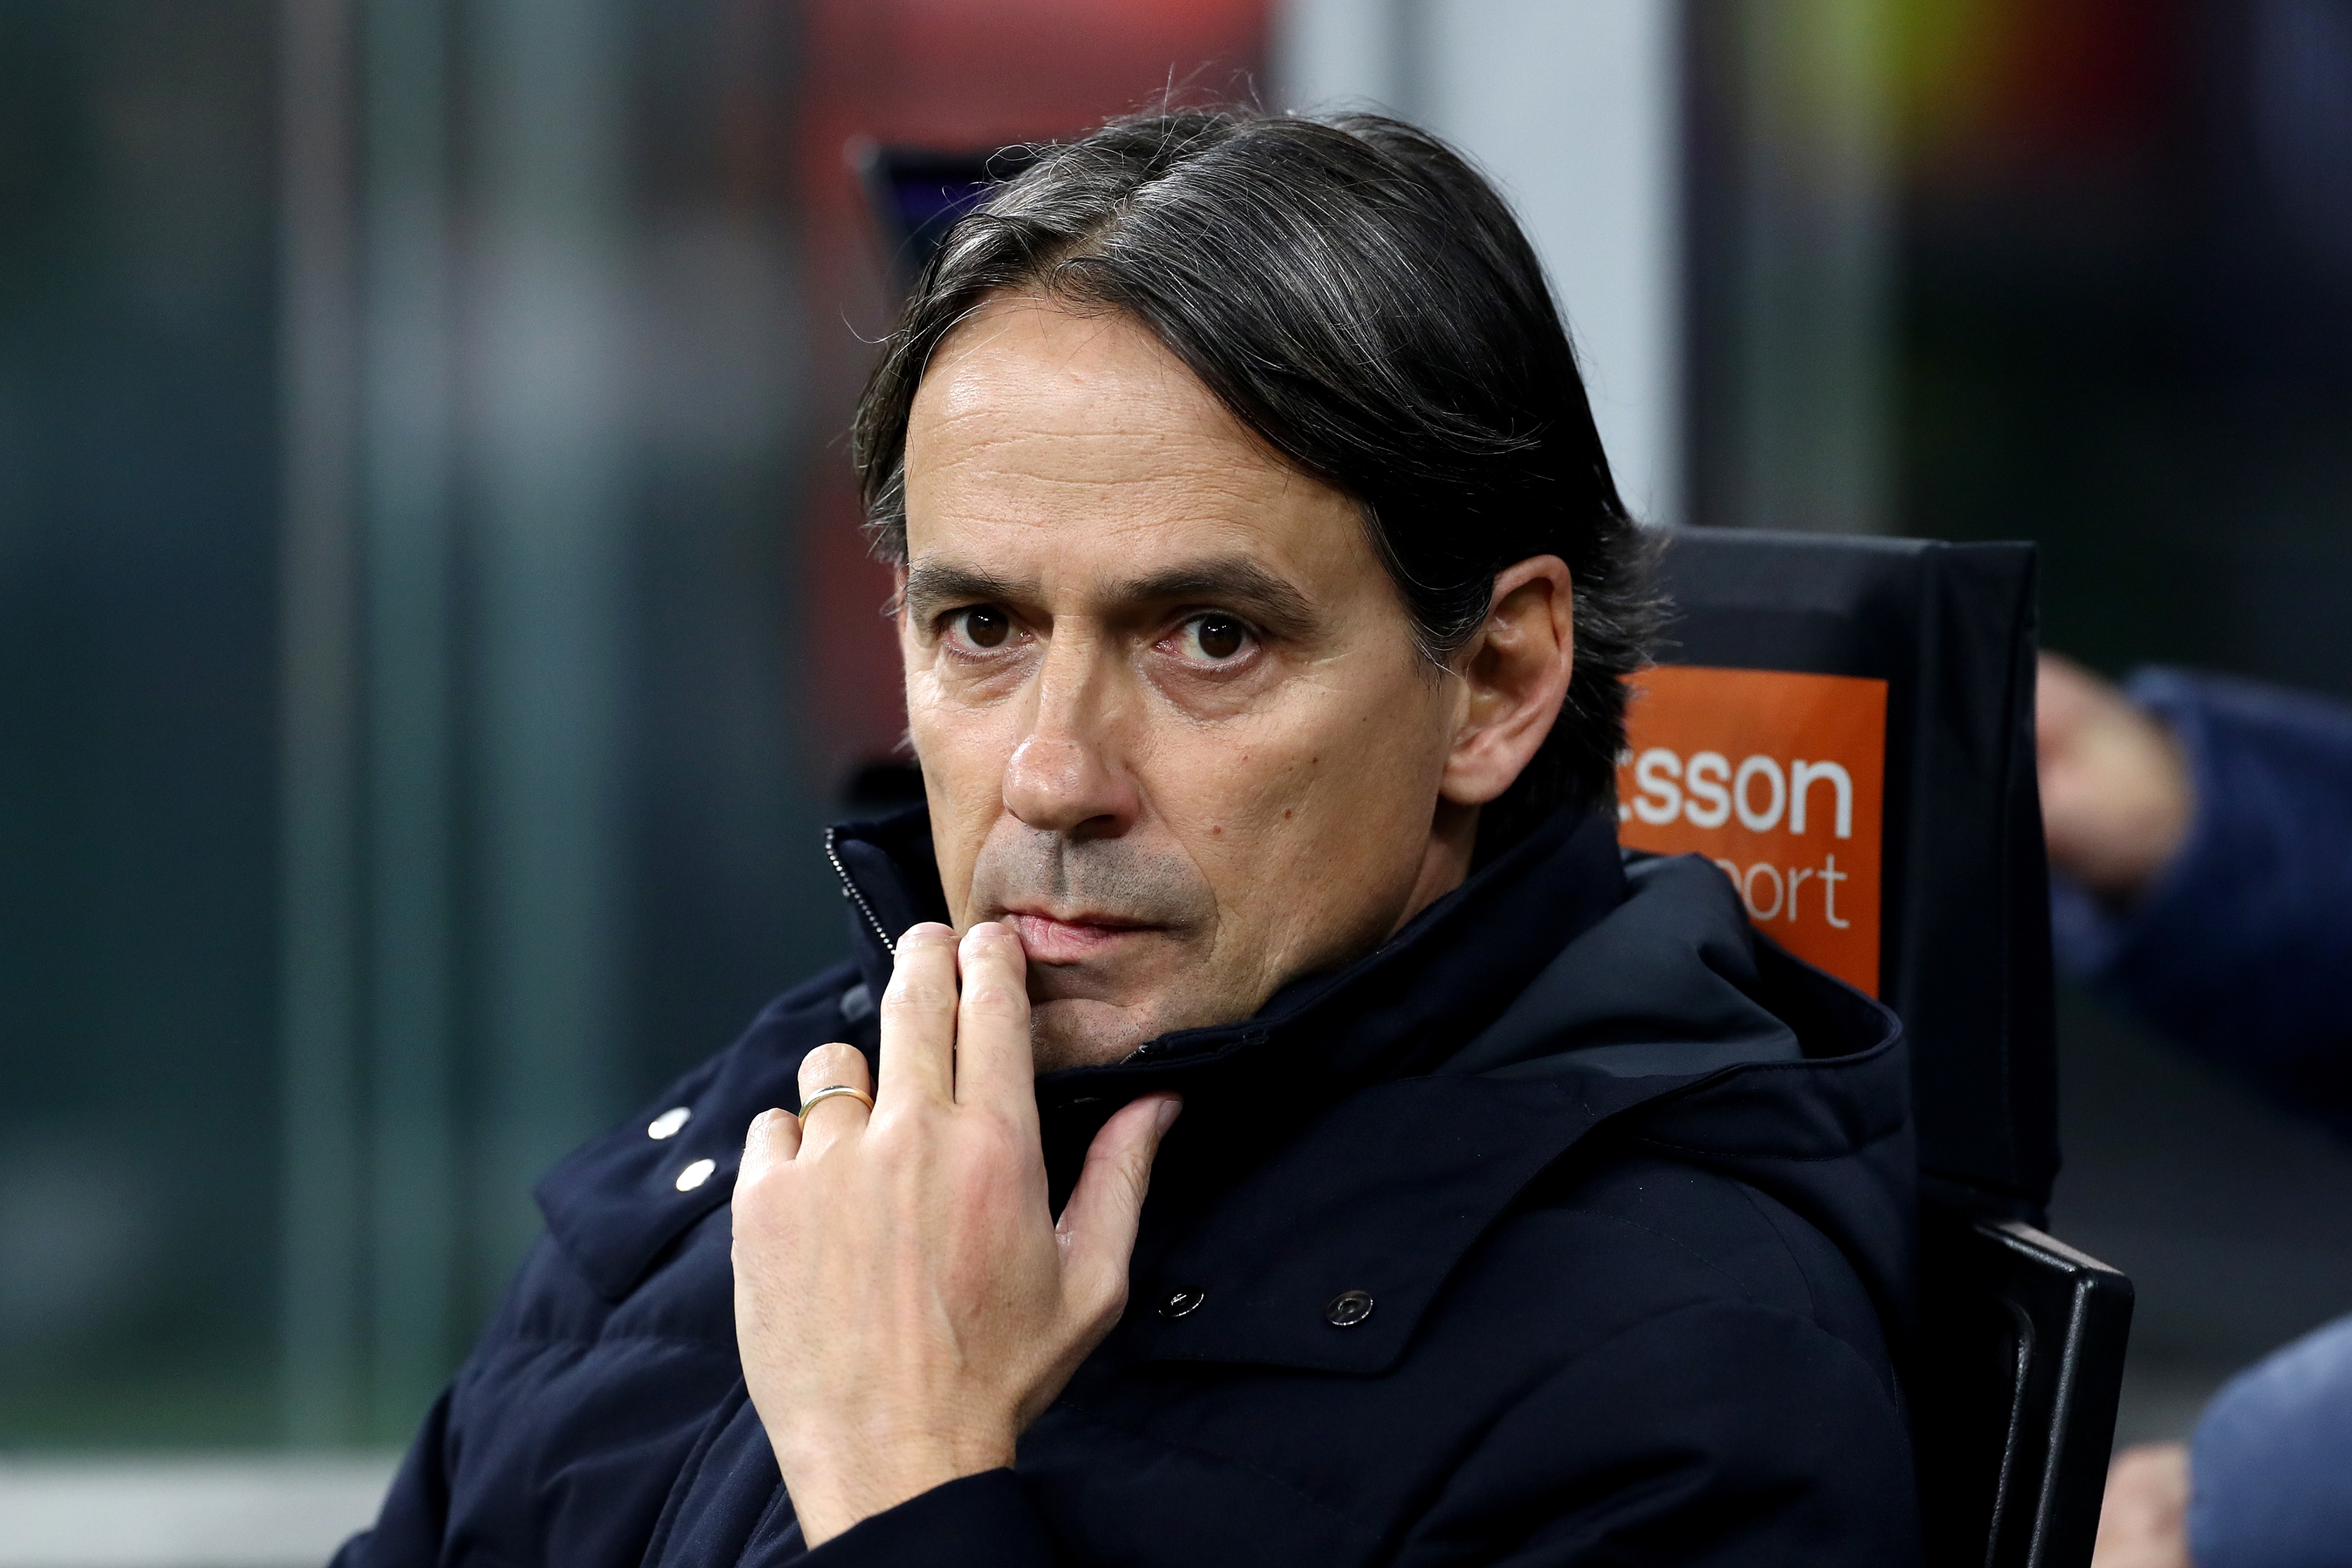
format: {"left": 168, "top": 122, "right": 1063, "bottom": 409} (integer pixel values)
{"left": 2044, "top": 654, "right": 2352, "bottom": 1568}
{"left": 2040, "top": 654, "right": 2352, "bottom": 1131}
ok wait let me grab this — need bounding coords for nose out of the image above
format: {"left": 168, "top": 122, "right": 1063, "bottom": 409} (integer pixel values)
{"left": 1001, "top": 636, "right": 1139, "bottom": 838}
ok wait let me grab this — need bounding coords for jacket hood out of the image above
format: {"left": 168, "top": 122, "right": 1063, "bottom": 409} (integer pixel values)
{"left": 826, "top": 804, "right": 1915, "bottom": 1368}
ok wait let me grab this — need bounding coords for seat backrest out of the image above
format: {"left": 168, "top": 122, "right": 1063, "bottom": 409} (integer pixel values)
{"left": 1628, "top": 528, "right": 2132, "bottom": 1568}
{"left": 1630, "top": 528, "right": 2056, "bottom": 1214}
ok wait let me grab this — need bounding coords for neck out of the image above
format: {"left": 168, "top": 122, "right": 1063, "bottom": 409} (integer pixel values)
{"left": 1388, "top": 798, "right": 1479, "bottom": 939}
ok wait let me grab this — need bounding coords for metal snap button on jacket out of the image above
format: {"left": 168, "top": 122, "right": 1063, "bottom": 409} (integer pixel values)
{"left": 647, "top": 1106, "right": 691, "bottom": 1140}
{"left": 1324, "top": 1289, "right": 1374, "bottom": 1327}
{"left": 1156, "top": 1287, "right": 1206, "bottom": 1319}
{"left": 674, "top": 1158, "right": 716, "bottom": 1192}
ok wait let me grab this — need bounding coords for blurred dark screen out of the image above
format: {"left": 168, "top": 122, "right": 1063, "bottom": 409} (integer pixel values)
{"left": 1897, "top": 0, "right": 2352, "bottom": 697}
{"left": 852, "top": 143, "right": 1036, "bottom": 288}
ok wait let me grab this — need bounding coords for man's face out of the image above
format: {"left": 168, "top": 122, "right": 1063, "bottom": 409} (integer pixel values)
{"left": 899, "top": 296, "right": 1472, "bottom": 1070}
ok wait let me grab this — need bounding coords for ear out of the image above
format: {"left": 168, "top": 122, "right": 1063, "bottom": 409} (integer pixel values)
{"left": 1441, "top": 556, "right": 1575, "bottom": 808}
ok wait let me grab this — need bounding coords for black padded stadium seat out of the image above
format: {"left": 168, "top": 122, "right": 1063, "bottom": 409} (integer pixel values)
{"left": 1632, "top": 528, "right": 2132, "bottom": 1568}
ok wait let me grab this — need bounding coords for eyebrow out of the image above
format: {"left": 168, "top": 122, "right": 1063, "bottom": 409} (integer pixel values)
{"left": 902, "top": 554, "right": 1322, "bottom": 639}
{"left": 902, "top": 561, "right": 1029, "bottom": 622}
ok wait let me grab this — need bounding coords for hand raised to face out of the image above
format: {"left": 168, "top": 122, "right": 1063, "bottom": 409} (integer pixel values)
{"left": 731, "top": 921, "right": 1180, "bottom": 1548}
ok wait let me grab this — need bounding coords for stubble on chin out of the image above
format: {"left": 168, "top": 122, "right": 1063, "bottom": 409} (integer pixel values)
{"left": 1027, "top": 994, "right": 1160, "bottom": 1073}
{"left": 1024, "top": 935, "right": 1276, "bottom": 1073}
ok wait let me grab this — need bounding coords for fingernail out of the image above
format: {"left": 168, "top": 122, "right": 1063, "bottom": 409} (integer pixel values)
{"left": 1154, "top": 1096, "right": 1183, "bottom": 1134}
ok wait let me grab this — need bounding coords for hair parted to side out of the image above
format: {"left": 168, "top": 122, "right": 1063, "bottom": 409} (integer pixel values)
{"left": 852, "top": 107, "right": 1662, "bottom": 854}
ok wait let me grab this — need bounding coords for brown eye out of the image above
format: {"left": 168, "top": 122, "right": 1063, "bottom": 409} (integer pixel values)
{"left": 955, "top": 607, "right": 1011, "bottom": 649}
{"left": 1189, "top": 614, "right": 1247, "bottom": 662}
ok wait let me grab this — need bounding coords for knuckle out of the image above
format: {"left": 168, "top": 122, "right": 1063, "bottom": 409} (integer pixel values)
{"left": 960, "top": 978, "right": 1029, "bottom": 1018}
{"left": 796, "top": 1042, "right": 864, "bottom": 1086}
{"left": 731, "top": 1167, "right": 783, "bottom": 1221}
{"left": 882, "top": 976, "right": 956, "bottom": 1014}
{"left": 862, "top": 1102, "right": 922, "bottom": 1146}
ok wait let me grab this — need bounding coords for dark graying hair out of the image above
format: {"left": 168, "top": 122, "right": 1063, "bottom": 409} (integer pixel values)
{"left": 852, "top": 107, "right": 1661, "bottom": 851}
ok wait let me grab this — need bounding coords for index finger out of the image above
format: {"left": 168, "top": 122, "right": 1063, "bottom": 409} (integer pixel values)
{"left": 952, "top": 921, "right": 1038, "bottom": 1123}
{"left": 877, "top": 922, "right": 959, "bottom": 1109}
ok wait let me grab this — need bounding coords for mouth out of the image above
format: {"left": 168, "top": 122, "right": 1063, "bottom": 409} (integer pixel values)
{"left": 1000, "top": 908, "right": 1161, "bottom": 964}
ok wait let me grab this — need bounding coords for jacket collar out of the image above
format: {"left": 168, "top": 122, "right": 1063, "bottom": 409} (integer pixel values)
{"left": 826, "top": 803, "right": 1633, "bottom": 1109}
{"left": 820, "top": 811, "right": 1905, "bottom": 1381}
{"left": 824, "top": 806, "right": 1737, "bottom": 1378}
{"left": 533, "top": 805, "right": 1628, "bottom": 1308}
{"left": 542, "top": 804, "right": 1906, "bottom": 1368}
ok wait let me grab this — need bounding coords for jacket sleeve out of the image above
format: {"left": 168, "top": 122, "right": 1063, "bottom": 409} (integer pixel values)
{"left": 1393, "top": 1300, "right": 1922, "bottom": 1567}
{"left": 328, "top": 1387, "right": 457, "bottom": 1567}
{"left": 652, "top": 1311, "right": 1911, "bottom": 1568}
{"left": 789, "top": 1472, "right": 1065, "bottom": 1568}
{"left": 2051, "top": 667, "right": 2352, "bottom": 1127}
{"left": 638, "top": 1378, "right": 1065, "bottom": 1568}
{"left": 703, "top": 1305, "right": 1915, "bottom": 1568}
{"left": 2187, "top": 1309, "right": 2352, "bottom": 1568}
{"left": 660, "top": 1457, "right": 1065, "bottom": 1568}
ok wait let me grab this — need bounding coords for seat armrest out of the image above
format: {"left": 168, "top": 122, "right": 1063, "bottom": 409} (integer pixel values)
{"left": 1915, "top": 1213, "right": 2135, "bottom": 1568}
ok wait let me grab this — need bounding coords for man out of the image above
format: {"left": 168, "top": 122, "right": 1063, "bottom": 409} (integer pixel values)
{"left": 338, "top": 110, "right": 1919, "bottom": 1567}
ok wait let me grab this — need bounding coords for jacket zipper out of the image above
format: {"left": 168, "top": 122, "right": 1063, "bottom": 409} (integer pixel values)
{"left": 824, "top": 826, "right": 895, "bottom": 955}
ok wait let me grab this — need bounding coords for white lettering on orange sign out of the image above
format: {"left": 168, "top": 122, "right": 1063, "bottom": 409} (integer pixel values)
{"left": 1614, "top": 666, "right": 1887, "bottom": 996}
{"left": 1628, "top": 750, "right": 1854, "bottom": 839}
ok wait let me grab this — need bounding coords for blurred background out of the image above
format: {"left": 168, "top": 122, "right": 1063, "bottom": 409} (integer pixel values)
{"left": 5, "top": 0, "right": 2352, "bottom": 1559}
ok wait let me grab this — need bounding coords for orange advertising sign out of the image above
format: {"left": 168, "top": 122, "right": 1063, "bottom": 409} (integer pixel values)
{"left": 1615, "top": 666, "right": 1888, "bottom": 996}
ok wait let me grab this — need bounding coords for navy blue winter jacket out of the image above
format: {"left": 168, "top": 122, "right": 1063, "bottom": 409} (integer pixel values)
{"left": 335, "top": 806, "right": 1923, "bottom": 1566}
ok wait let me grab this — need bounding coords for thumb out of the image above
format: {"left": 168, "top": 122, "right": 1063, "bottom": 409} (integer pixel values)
{"left": 1056, "top": 1094, "right": 1181, "bottom": 1311}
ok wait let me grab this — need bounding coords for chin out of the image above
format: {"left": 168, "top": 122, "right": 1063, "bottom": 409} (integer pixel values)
{"left": 1029, "top": 996, "right": 1167, "bottom": 1073}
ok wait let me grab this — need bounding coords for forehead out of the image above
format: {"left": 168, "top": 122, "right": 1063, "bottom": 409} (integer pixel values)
{"left": 902, "top": 296, "right": 1367, "bottom": 586}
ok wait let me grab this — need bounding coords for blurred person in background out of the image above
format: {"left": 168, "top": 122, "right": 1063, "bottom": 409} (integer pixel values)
{"left": 2041, "top": 654, "right": 2352, "bottom": 1568}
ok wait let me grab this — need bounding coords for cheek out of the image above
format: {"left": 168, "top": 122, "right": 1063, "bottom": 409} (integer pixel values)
{"left": 1172, "top": 671, "right": 1452, "bottom": 873}
{"left": 905, "top": 676, "right": 1019, "bottom": 918}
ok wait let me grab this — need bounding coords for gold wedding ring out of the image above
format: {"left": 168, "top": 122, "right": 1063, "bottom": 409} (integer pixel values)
{"left": 796, "top": 1084, "right": 874, "bottom": 1122}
